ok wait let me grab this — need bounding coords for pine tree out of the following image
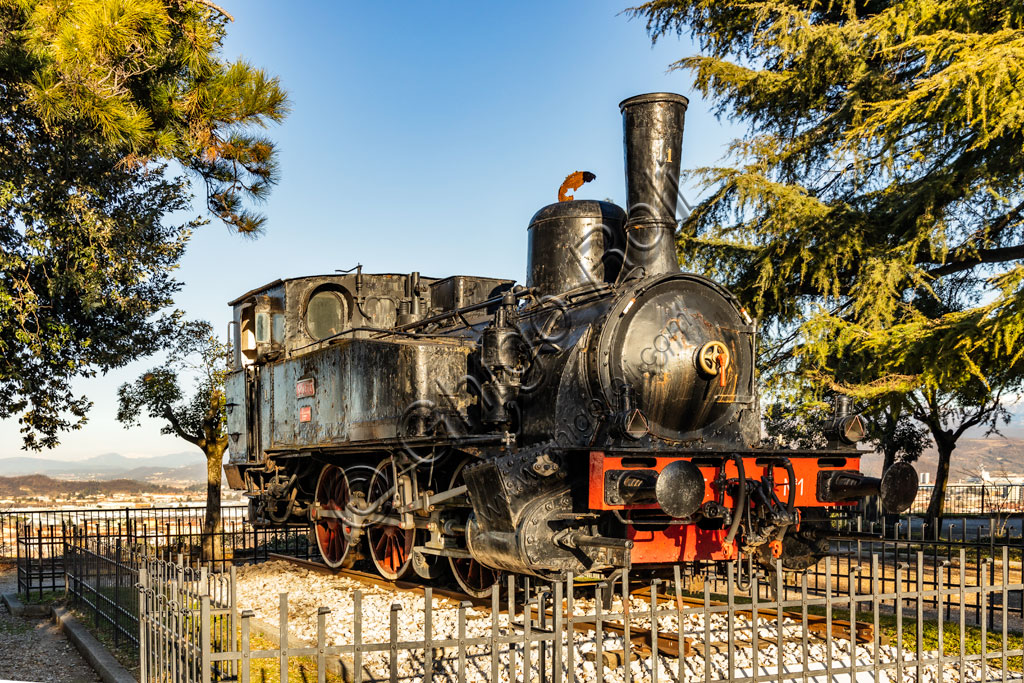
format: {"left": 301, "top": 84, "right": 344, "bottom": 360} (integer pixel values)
{"left": 630, "top": 0, "right": 1024, "bottom": 528}
{"left": 0, "top": 0, "right": 287, "bottom": 448}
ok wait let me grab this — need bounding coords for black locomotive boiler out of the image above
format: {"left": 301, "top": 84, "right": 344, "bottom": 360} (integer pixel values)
{"left": 223, "top": 93, "right": 918, "bottom": 595}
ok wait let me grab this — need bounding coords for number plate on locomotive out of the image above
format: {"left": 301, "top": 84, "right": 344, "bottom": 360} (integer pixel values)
{"left": 295, "top": 378, "right": 315, "bottom": 398}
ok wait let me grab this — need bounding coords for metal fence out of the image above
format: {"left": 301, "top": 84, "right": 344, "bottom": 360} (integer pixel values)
{"left": 138, "top": 555, "right": 237, "bottom": 683}
{"left": 14, "top": 505, "right": 310, "bottom": 599}
{"left": 902, "top": 484, "right": 1024, "bottom": 516}
{"left": 138, "top": 549, "right": 1024, "bottom": 683}
{"left": 730, "top": 514, "right": 1024, "bottom": 627}
{"left": 65, "top": 532, "right": 146, "bottom": 654}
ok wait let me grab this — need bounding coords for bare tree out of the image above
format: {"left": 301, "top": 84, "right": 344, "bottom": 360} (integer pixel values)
{"left": 117, "top": 320, "right": 229, "bottom": 561}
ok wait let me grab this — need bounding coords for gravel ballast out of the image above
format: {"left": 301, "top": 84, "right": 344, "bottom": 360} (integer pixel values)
{"left": 236, "top": 561, "right": 1022, "bottom": 683}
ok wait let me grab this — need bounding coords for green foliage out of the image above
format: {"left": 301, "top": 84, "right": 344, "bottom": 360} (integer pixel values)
{"left": 0, "top": 139, "right": 197, "bottom": 448}
{"left": 117, "top": 319, "right": 228, "bottom": 456}
{"left": 629, "top": 0, "right": 1024, "bottom": 418}
{"left": 0, "top": 1, "right": 286, "bottom": 449}
{"left": 868, "top": 403, "right": 931, "bottom": 468}
{"left": 761, "top": 401, "right": 829, "bottom": 449}
{"left": 1, "top": 0, "right": 289, "bottom": 233}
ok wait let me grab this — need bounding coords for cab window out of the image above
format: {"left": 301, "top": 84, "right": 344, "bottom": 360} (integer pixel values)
{"left": 306, "top": 289, "right": 348, "bottom": 340}
{"left": 239, "top": 304, "right": 257, "bottom": 361}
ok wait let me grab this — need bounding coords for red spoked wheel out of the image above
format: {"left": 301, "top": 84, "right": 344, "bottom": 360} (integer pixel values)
{"left": 450, "top": 555, "right": 502, "bottom": 599}
{"left": 448, "top": 460, "right": 502, "bottom": 598}
{"left": 366, "top": 458, "right": 414, "bottom": 580}
{"left": 314, "top": 464, "right": 352, "bottom": 569}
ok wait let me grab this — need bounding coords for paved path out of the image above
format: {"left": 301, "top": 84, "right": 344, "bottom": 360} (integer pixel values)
{"left": 0, "top": 564, "right": 102, "bottom": 683}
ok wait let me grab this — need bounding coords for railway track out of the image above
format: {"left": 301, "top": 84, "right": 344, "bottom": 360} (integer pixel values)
{"left": 268, "top": 553, "right": 688, "bottom": 657}
{"left": 266, "top": 553, "right": 881, "bottom": 662}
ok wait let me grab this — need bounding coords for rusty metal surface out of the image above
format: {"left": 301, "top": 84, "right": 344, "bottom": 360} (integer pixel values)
{"left": 526, "top": 200, "right": 625, "bottom": 298}
{"left": 557, "top": 170, "right": 596, "bottom": 202}
{"left": 264, "top": 338, "right": 473, "bottom": 450}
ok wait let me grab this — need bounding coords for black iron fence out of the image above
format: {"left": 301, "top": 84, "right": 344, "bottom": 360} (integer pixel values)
{"left": 0, "top": 510, "right": 12, "bottom": 560}
{"left": 65, "top": 532, "right": 146, "bottom": 653}
{"left": 828, "top": 515, "right": 1024, "bottom": 626}
{"left": 14, "top": 505, "right": 310, "bottom": 599}
{"left": 668, "top": 514, "right": 1024, "bottom": 620}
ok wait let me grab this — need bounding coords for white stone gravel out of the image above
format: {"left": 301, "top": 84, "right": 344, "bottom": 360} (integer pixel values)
{"left": 236, "top": 561, "right": 1024, "bottom": 682}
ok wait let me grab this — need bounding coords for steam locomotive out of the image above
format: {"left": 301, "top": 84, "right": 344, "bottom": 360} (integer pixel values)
{"left": 223, "top": 93, "right": 918, "bottom": 595}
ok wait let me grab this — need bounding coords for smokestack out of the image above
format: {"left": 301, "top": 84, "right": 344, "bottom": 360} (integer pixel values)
{"left": 619, "top": 93, "right": 689, "bottom": 277}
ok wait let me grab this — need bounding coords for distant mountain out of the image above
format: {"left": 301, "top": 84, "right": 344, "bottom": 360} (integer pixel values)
{"left": 97, "top": 462, "right": 208, "bottom": 483}
{"left": 0, "top": 474, "right": 174, "bottom": 497}
{"left": 861, "top": 435, "right": 1024, "bottom": 480}
{"left": 0, "top": 451, "right": 208, "bottom": 490}
{"left": 0, "top": 451, "right": 203, "bottom": 477}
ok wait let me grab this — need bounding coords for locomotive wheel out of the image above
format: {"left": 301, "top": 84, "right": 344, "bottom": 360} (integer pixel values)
{"left": 314, "top": 464, "right": 352, "bottom": 569}
{"left": 448, "top": 460, "right": 502, "bottom": 598}
{"left": 450, "top": 556, "right": 502, "bottom": 599}
{"left": 366, "top": 458, "right": 415, "bottom": 580}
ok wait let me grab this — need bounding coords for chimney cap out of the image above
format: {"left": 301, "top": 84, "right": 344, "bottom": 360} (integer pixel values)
{"left": 619, "top": 92, "right": 689, "bottom": 112}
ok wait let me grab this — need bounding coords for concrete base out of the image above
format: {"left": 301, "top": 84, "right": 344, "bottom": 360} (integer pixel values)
{"left": 1, "top": 592, "right": 49, "bottom": 618}
{"left": 50, "top": 606, "right": 137, "bottom": 683}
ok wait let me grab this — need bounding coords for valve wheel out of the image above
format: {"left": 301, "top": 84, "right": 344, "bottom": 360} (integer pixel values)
{"left": 697, "top": 341, "right": 730, "bottom": 376}
{"left": 314, "top": 464, "right": 352, "bottom": 569}
{"left": 366, "top": 458, "right": 415, "bottom": 580}
{"left": 448, "top": 460, "right": 502, "bottom": 598}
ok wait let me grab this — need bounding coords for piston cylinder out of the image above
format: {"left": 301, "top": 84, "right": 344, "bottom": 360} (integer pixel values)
{"left": 817, "top": 461, "right": 919, "bottom": 513}
{"left": 620, "top": 92, "right": 689, "bottom": 277}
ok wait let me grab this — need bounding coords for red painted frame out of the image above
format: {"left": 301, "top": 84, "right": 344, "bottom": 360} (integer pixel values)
{"left": 588, "top": 451, "right": 860, "bottom": 563}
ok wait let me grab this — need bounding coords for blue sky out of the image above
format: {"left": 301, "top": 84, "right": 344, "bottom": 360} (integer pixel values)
{"left": 4, "top": 1, "right": 748, "bottom": 459}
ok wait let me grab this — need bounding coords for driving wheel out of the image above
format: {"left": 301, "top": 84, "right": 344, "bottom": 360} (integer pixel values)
{"left": 314, "top": 464, "right": 352, "bottom": 569}
{"left": 448, "top": 460, "right": 502, "bottom": 598}
{"left": 366, "top": 458, "right": 415, "bottom": 580}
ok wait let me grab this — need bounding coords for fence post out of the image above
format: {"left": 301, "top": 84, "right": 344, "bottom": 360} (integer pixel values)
{"left": 114, "top": 539, "right": 121, "bottom": 648}
{"left": 201, "top": 593, "right": 212, "bottom": 683}
{"left": 317, "top": 606, "right": 329, "bottom": 683}
{"left": 94, "top": 533, "right": 101, "bottom": 629}
{"left": 241, "top": 609, "right": 253, "bottom": 683}
{"left": 15, "top": 524, "right": 21, "bottom": 598}
{"left": 138, "top": 566, "right": 148, "bottom": 683}
{"left": 36, "top": 526, "right": 43, "bottom": 601}
{"left": 280, "top": 593, "right": 289, "bottom": 683}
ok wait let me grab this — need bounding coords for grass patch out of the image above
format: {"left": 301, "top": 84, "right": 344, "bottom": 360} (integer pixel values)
{"left": 806, "top": 605, "right": 1024, "bottom": 672}
{"left": 21, "top": 589, "right": 63, "bottom": 605}
{"left": 0, "top": 617, "right": 32, "bottom": 635}
{"left": 67, "top": 607, "right": 139, "bottom": 677}
{"left": 245, "top": 632, "right": 348, "bottom": 683}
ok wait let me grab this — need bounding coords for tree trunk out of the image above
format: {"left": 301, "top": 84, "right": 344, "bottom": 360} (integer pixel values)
{"left": 924, "top": 437, "right": 955, "bottom": 539}
{"left": 881, "top": 449, "right": 896, "bottom": 477}
{"left": 202, "top": 448, "right": 224, "bottom": 564}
